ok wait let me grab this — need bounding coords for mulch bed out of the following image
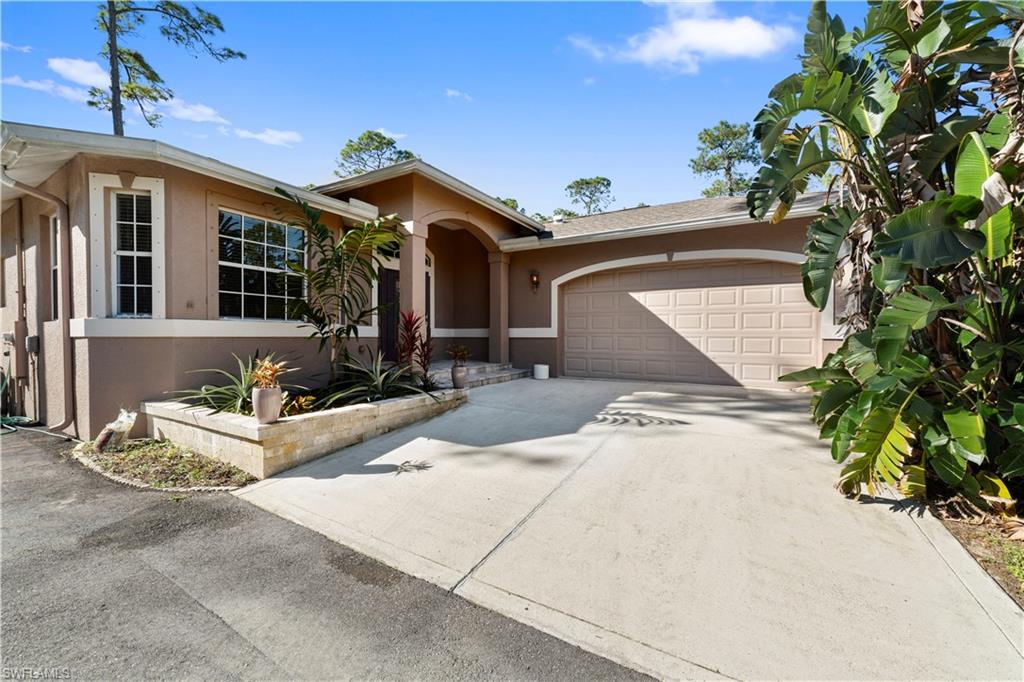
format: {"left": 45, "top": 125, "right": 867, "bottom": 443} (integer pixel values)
{"left": 72, "top": 438, "right": 256, "bottom": 490}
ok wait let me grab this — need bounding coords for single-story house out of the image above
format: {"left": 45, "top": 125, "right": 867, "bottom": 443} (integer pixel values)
{"left": 1, "top": 121, "right": 842, "bottom": 439}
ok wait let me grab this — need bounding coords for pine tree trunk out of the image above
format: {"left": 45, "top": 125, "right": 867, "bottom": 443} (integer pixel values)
{"left": 107, "top": 1, "right": 124, "bottom": 136}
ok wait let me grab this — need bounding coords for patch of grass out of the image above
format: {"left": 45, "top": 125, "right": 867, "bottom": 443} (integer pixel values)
{"left": 78, "top": 439, "right": 256, "bottom": 489}
{"left": 989, "top": 535, "right": 1024, "bottom": 593}
{"left": 938, "top": 514, "right": 1024, "bottom": 610}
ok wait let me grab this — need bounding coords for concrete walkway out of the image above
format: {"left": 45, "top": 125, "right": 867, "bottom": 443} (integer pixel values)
{"left": 238, "top": 378, "right": 1024, "bottom": 680}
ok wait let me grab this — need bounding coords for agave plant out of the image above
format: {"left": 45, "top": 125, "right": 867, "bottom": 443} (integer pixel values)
{"left": 175, "top": 351, "right": 303, "bottom": 415}
{"left": 319, "top": 352, "right": 436, "bottom": 408}
{"left": 749, "top": 1, "right": 1024, "bottom": 510}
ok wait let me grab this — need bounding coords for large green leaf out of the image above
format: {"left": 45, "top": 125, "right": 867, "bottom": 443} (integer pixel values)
{"left": 801, "top": 0, "right": 852, "bottom": 77}
{"left": 955, "top": 132, "right": 1013, "bottom": 260}
{"left": 873, "top": 286, "right": 953, "bottom": 369}
{"left": 801, "top": 206, "right": 858, "bottom": 310}
{"left": 748, "top": 128, "right": 837, "bottom": 221}
{"left": 997, "top": 429, "right": 1024, "bottom": 480}
{"left": 875, "top": 193, "right": 984, "bottom": 267}
{"left": 839, "top": 406, "right": 915, "bottom": 496}
{"left": 841, "top": 331, "right": 881, "bottom": 383}
{"left": 779, "top": 366, "right": 853, "bottom": 383}
{"left": 981, "top": 113, "right": 1010, "bottom": 150}
{"left": 914, "top": 115, "right": 984, "bottom": 180}
{"left": 752, "top": 71, "right": 861, "bottom": 158}
{"left": 943, "top": 407, "right": 987, "bottom": 465}
{"left": 814, "top": 381, "right": 859, "bottom": 422}
{"left": 831, "top": 392, "right": 873, "bottom": 463}
{"left": 851, "top": 56, "right": 898, "bottom": 138}
{"left": 923, "top": 425, "right": 969, "bottom": 486}
{"left": 870, "top": 255, "right": 909, "bottom": 295}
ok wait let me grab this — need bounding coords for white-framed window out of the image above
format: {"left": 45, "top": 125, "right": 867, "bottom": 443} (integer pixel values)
{"left": 217, "top": 209, "right": 305, "bottom": 320}
{"left": 88, "top": 173, "right": 165, "bottom": 319}
{"left": 49, "top": 215, "right": 59, "bottom": 320}
{"left": 112, "top": 191, "right": 154, "bottom": 317}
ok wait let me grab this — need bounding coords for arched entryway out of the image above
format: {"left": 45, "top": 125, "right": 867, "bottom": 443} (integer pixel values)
{"left": 425, "top": 220, "right": 491, "bottom": 361}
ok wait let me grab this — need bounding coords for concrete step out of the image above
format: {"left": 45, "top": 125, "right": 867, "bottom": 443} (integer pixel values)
{"left": 430, "top": 366, "right": 531, "bottom": 390}
{"left": 427, "top": 361, "right": 513, "bottom": 382}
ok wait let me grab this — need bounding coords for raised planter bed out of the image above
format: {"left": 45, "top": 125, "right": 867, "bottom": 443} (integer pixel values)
{"left": 141, "top": 389, "right": 466, "bottom": 479}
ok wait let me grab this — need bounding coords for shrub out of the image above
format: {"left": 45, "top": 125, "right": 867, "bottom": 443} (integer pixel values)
{"left": 319, "top": 352, "right": 435, "bottom": 408}
{"left": 175, "top": 352, "right": 302, "bottom": 415}
{"left": 750, "top": 1, "right": 1024, "bottom": 510}
{"left": 398, "top": 310, "right": 437, "bottom": 391}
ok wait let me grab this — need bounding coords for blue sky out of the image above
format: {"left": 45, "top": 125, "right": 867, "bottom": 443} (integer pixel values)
{"left": 1, "top": 1, "right": 868, "bottom": 216}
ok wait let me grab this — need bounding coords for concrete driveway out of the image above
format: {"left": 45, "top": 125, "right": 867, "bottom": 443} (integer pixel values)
{"left": 238, "top": 378, "right": 1024, "bottom": 680}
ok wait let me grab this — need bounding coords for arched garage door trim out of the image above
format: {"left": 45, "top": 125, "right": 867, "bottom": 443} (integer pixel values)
{"left": 508, "top": 249, "right": 838, "bottom": 339}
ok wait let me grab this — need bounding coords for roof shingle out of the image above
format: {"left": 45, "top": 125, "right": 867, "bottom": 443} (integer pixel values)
{"left": 545, "top": 193, "right": 825, "bottom": 238}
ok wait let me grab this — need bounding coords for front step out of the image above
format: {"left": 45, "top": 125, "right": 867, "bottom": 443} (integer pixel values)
{"left": 430, "top": 365, "right": 531, "bottom": 390}
{"left": 427, "top": 361, "right": 513, "bottom": 382}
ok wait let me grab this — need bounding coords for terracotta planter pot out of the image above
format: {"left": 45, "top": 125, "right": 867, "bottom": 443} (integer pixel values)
{"left": 252, "top": 386, "right": 283, "bottom": 424}
{"left": 451, "top": 364, "right": 468, "bottom": 389}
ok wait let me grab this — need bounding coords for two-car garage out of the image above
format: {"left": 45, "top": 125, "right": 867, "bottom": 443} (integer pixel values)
{"left": 560, "top": 259, "right": 821, "bottom": 388}
{"left": 504, "top": 195, "right": 830, "bottom": 386}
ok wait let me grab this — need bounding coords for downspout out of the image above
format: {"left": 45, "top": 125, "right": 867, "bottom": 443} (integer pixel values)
{"left": 13, "top": 198, "right": 27, "bottom": 415}
{"left": 0, "top": 168, "right": 76, "bottom": 433}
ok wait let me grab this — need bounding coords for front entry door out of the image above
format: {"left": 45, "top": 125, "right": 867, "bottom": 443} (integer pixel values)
{"left": 378, "top": 268, "right": 400, "bottom": 361}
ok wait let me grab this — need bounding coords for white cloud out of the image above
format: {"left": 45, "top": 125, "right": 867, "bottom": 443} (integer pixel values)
{"left": 47, "top": 57, "right": 109, "bottom": 88}
{"left": 444, "top": 88, "right": 473, "bottom": 102}
{"left": 376, "top": 127, "right": 407, "bottom": 140}
{"left": 234, "top": 127, "right": 303, "bottom": 147}
{"left": 1, "top": 75, "right": 89, "bottom": 103}
{"left": 161, "top": 97, "right": 229, "bottom": 124}
{"left": 1, "top": 42, "right": 32, "bottom": 53}
{"left": 570, "top": 2, "right": 797, "bottom": 74}
{"left": 583, "top": 76, "right": 597, "bottom": 86}
{"left": 568, "top": 35, "right": 607, "bottom": 61}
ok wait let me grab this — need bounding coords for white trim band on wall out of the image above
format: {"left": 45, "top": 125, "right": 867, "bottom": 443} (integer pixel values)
{"left": 69, "top": 318, "right": 493, "bottom": 340}
{"left": 508, "top": 249, "right": 838, "bottom": 339}
{"left": 70, "top": 318, "right": 313, "bottom": 338}
{"left": 432, "top": 328, "right": 489, "bottom": 338}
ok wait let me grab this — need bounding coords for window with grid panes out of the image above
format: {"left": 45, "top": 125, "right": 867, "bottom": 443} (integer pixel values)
{"left": 217, "top": 210, "right": 305, "bottom": 320}
{"left": 113, "top": 192, "right": 153, "bottom": 316}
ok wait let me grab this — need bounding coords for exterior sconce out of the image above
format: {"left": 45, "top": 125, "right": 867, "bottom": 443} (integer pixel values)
{"left": 529, "top": 271, "right": 541, "bottom": 291}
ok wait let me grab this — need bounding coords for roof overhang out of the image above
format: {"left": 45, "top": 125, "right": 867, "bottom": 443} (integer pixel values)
{"left": 1, "top": 121, "right": 378, "bottom": 222}
{"left": 316, "top": 159, "right": 545, "bottom": 234}
{"left": 498, "top": 204, "right": 823, "bottom": 252}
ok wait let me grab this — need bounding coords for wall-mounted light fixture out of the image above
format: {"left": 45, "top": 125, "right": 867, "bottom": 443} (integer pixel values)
{"left": 529, "top": 270, "right": 541, "bottom": 291}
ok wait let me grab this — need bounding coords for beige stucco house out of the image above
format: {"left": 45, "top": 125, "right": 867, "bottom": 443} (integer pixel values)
{"left": 1, "top": 121, "right": 842, "bottom": 439}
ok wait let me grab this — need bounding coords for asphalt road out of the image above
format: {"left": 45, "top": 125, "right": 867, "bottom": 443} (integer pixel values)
{"left": 0, "top": 429, "right": 646, "bottom": 681}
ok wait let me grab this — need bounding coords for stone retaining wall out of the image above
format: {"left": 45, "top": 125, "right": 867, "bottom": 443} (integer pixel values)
{"left": 141, "top": 389, "right": 466, "bottom": 479}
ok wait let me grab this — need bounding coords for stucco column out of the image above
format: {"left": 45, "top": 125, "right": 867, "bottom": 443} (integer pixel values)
{"left": 488, "top": 252, "right": 509, "bottom": 364}
{"left": 399, "top": 220, "right": 428, "bottom": 318}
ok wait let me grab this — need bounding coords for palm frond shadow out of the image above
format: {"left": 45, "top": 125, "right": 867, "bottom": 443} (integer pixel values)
{"left": 588, "top": 410, "right": 689, "bottom": 428}
{"left": 852, "top": 494, "right": 927, "bottom": 517}
{"left": 395, "top": 460, "right": 432, "bottom": 475}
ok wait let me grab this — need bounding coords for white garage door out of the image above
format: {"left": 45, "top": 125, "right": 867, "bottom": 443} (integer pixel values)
{"left": 562, "top": 260, "right": 820, "bottom": 388}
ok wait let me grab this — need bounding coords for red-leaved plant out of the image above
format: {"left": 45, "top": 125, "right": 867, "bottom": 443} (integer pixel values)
{"left": 398, "top": 310, "right": 436, "bottom": 391}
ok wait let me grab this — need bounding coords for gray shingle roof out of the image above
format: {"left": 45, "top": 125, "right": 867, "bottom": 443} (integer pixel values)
{"left": 545, "top": 193, "right": 826, "bottom": 238}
